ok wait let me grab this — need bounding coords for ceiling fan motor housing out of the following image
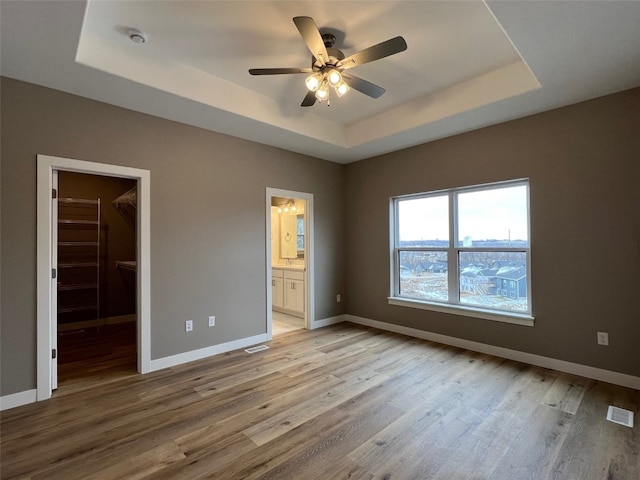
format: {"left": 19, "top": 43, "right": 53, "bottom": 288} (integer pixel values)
{"left": 312, "top": 47, "right": 345, "bottom": 71}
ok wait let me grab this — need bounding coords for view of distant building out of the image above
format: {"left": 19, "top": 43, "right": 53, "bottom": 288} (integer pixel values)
{"left": 494, "top": 266, "right": 527, "bottom": 299}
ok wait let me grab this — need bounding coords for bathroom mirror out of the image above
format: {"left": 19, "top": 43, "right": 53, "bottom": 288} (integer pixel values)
{"left": 280, "top": 215, "right": 297, "bottom": 259}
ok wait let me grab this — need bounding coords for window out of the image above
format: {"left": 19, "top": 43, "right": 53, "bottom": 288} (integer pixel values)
{"left": 296, "top": 215, "right": 305, "bottom": 257}
{"left": 391, "top": 179, "right": 532, "bottom": 322}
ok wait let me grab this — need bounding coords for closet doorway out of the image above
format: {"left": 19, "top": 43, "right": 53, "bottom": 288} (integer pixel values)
{"left": 37, "top": 155, "right": 151, "bottom": 401}
{"left": 55, "top": 172, "right": 137, "bottom": 390}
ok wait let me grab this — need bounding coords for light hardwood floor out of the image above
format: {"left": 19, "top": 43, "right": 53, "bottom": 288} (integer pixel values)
{"left": 1, "top": 323, "right": 638, "bottom": 479}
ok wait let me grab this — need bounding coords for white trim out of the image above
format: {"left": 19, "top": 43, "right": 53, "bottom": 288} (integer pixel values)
{"left": 345, "top": 315, "right": 640, "bottom": 391}
{"left": 51, "top": 170, "right": 59, "bottom": 390}
{"left": 388, "top": 297, "right": 534, "bottom": 326}
{"left": 37, "top": 155, "right": 151, "bottom": 402}
{"left": 149, "top": 333, "right": 269, "bottom": 372}
{"left": 0, "top": 389, "right": 37, "bottom": 411}
{"left": 390, "top": 179, "right": 533, "bottom": 318}
{"left": 265, "top": 188, "right": 315, "bottom": 335}
{"left": 313, "top": 315, "right": 346, "bottom": 328}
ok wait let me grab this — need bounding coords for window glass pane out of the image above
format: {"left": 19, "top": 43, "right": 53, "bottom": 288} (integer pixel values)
{"left": 399, "top": 251, "right": 448, "bottom": 302}
{"left": 458, "top": 251, "right": 528, "bottom": 313}
{"left": 296, "top": 216, "right": 304, "bottom": 250}
{"left": 457, "top": 185, "right": 528, "bottom": 247}
{"left": 398, "top": 195, "right": 448, "bottom": 248}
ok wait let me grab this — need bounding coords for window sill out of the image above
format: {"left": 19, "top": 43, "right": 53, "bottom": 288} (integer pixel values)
{"left": 387, "top": 297, "right": 535, "bottom": 327}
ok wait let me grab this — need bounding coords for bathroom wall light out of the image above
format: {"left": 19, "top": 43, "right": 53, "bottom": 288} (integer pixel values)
{"left": 277, "top": 200, "right": 297, "bottom": 214}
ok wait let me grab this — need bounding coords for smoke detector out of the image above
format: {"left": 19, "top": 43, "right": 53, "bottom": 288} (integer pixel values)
{"left": 128, "top": 29, "right": 147, "bottom": 44}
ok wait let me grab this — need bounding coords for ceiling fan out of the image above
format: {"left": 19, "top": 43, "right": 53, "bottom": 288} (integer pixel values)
{"left": 249, "top": 16, "right": 407, "bottom": 107}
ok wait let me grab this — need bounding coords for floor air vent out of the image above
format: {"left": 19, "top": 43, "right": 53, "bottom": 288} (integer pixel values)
{"left": 606, "top": 406, "right": 634, "bottom": 428}
{"left": 245, "top": 345, "right": 269, "bottom": 353}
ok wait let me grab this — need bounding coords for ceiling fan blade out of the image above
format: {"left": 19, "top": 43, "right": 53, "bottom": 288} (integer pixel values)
{"left": 249, "top": 68, "right": 313, "bottom": 75}
{"left": 338, "top": 36, "right": 407, "bottom": 70}
{"left": 293, "top": 16, "right": 329, "bottom": 67}
{"left": 301, "top": 90, "right": 317, "bottom": 107}
{"left": 342, "top": 73, "right": 385, "bottom": 98}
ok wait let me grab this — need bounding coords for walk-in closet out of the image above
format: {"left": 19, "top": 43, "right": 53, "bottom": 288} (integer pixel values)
{"left": 56, "top": 172, "right": 137, "bottom": 388}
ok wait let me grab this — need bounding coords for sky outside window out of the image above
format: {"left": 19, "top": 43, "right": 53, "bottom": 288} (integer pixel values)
{"left": 398, "top": 185, "right": 528, "bottom": 245}
{"left": 398, "top": 195, "right": 448, "bottom": 246}
{"left": 457, "top": 185, "right": 528, "bottom": 245}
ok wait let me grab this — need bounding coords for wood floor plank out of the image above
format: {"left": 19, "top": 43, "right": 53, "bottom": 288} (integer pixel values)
{"left": 143, "top": 432, "right": 258, "bottom": 480}
{"left": 244, "top": 370, "right": 388, "bottom": 446}
{"left": 489, "top": 405, "right": 574, "bottom": 480}
{"left": 302, "top": 457, "right": 375, "bottom": 480}
{"left": 192, "top": 407, "right": 353, "bottom": 480}
{"left": 32, "top": 440, "right": 186, "bottom": 480}
{"left": 430, "top": 365, "right": 556, "bottom": 480}
{"left": 194, "top": 350, "right": 328, "bottom": 396}
{"left": 548, "top": 381, "right": 640, "bottom": 480}
{"left": 278, "top": 330, "right": 398, "bottom": 378}
{"left": 253, "top": 390, "right": 407, "bottom": 479}
{"left": 541, "top": 372, "right": 590, "bottom": 415}
{"left": 1, "top": 322, "right": 638, "bottom": 480}
{"left": 346, "top": 355, "right": 547, "bottom": 479}
{"left": 175, "top": 374, "right": 344, "bottom": 454}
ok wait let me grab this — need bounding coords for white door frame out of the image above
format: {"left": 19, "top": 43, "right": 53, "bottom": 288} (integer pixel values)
{"left": 37, "top": 154, "right": 151, "bottom": 401}
{"left": 266, "top": 188, "right": 315, "bottom": 339}
{"left": 51, "top": 170, "right": 59, "bottom": 390}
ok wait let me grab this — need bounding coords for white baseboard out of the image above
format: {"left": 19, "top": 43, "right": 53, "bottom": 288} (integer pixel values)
{"left": 150, "top": 316, "right": 347, "bottom": 371}
{"left": 313, "top": 315, "right": 346, "bottom": 329}
{"left": 149, "top": 333, "right": 269, "bottom": 372}
{"left": 345, "top": 315, "right": 640, "bottom": 391}
{"left": 0, "top": 389, "right": 37, "bottom": 411}
{"left": 9, "top": 315, "right": 636, "bottom": 411}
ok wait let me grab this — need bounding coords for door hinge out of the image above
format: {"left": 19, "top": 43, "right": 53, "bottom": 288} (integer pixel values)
{"left": 52, "top": 348, "right": 57, "bottom": 359}
{"left": 52, "top": 268, "right": 57, "bottom": 279}
{"left": 52, "top": 188, "right": 57, "bottom": 199}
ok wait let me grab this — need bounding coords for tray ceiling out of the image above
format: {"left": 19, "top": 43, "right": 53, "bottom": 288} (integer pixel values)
{"left": 1, "top": 1, "right": 639, "bottom": 163}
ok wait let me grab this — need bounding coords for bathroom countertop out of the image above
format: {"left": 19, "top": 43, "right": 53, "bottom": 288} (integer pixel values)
{"left": 272, "top": 264, "right": 306, "bottom": 271}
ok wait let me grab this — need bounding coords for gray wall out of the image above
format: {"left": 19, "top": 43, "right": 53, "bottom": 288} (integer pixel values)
{"left": 344, "top": 88, "right": 640, "bottom": 377}
{"left": 0, "top": 78, "right": 346, "bottom": 396}
{"left": 2, "top": 76, "right": 639, "bottom": 398}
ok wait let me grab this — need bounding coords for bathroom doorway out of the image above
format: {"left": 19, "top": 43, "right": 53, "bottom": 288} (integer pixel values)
{"left": 266, "top": 188, "right": 315, "bottom": 339}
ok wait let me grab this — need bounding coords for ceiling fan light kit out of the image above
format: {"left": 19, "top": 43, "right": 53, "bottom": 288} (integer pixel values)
{"left": 249, "top": 16, "right": 407, "bottom": 107}
{"left": 326, "top": 68, "right": 342, "bottom": 87}
{"left": 315, "top": 82, "right": 330, "bottom": 101}
{"left": 336, "top": 81, "right": 350, "bottom": 97}
{"left": 305, "top": 72, "right": 323, "bottom": 92}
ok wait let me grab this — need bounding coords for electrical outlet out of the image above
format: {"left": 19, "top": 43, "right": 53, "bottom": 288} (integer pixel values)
{"left": 597, "top": 331, "right": 609, "bottom": 346}
{"left": 336, "top": 294, "right": 341, "bottom": 303}
{"left": 208, "top": 315, "right": 216, "bottom": 327}
{"left": 185, "top": 320, "right": 193, "bottom": 332}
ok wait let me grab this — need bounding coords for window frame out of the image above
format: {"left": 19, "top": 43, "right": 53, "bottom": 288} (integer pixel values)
{"left": 389, "top": 179, "right": 534, "bottom": 326}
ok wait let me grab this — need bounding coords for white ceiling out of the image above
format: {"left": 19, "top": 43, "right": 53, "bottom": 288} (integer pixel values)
{"left": 2, "top": 1, "right": 639, "bottom": 164}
